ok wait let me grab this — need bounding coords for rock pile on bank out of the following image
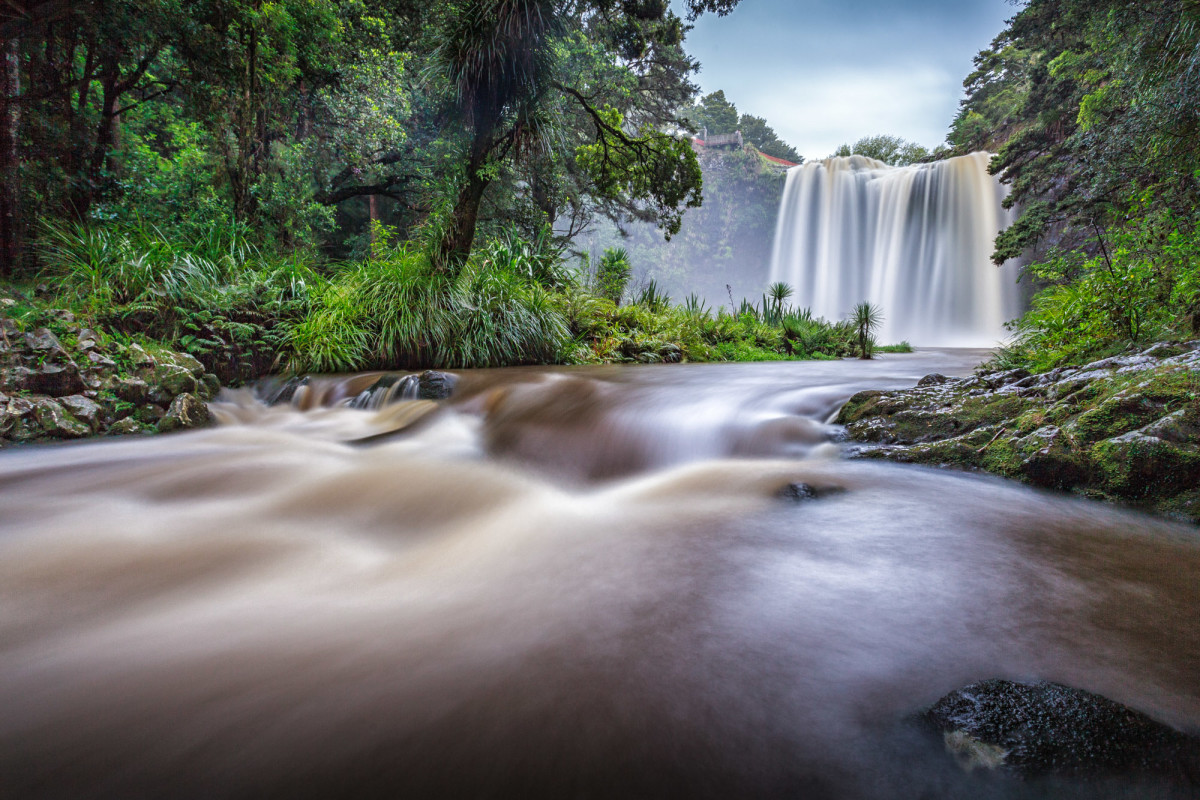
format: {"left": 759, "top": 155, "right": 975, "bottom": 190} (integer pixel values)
{"left": 1, "top": 304, "right": 219, "bottom": 444}
{"left": 837, "top": 342, "right": 1200, "bottom": 522}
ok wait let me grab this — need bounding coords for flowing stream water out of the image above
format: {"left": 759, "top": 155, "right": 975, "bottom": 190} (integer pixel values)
{"left": 1, "top": 352, "right": 1198, "bottom": 799}
{"left": 768, "top": 153, "right": 1024, "bottom": 346}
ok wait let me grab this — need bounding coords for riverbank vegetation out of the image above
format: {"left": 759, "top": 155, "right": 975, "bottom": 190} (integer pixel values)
{"left": 13, "top": 222, "right": 866, "bottom": 378}
{"left": 0, "top": 0, "right": 875, "bottom": 393}
{"left": 947, "top": 0, "right": 1200, "bottom": 369}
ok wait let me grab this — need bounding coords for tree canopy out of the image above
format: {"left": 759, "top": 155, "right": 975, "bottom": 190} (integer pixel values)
{"left": 685, "top": 90, "right": 802, "bottom": 163}
{"left": 830, "top": 135, "right": 930, "bottom": 166}
{"left": 947, "top": 0, "right": 1200, "bottom": 263}
{"left": 0, "top": 0, "right": 750, "bottom": 274}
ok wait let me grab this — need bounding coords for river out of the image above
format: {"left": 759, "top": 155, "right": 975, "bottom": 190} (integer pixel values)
{"left": 1, "top": 350, "right": 1197, "bottom": 799}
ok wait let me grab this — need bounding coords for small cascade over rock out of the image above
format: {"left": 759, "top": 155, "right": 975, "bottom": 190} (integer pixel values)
{"left": 768, "top": 152, "right": 1023, "bottom": 347}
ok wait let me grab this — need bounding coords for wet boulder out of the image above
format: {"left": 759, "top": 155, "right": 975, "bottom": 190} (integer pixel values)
{"left": 134, "top": 403, "right": 166, "bottom": 426}
{"left": 1011, "top": 425, "right": 1091, "bottom": 490}
{"left": 1092, "top": 430, "right": 1200, "bottom": 499}
{"left": 24, "top": 327, "right": 70, "bottom": 359}
{"left": 2, "top": 364, "right": 86, "bottom": 397}
{"left": 31, "top": 397, "right": 90, "bottom": 439}
{"left": 198, "top": 372, "right": 221, "bottom": 401}
{"left": 777, "top": 482, "right": 846, "bottom": 502}
{"left": 145, "top": 363, "right": 198, "bottom": 406}
{"left": 417, "top": 370, "right": 458, "bottom": 401}
{"left": 157, "top": 393, "right": 213, "bottom": 433}
{"left": 59, "top": 395, "right": 101, "bottom": 431}
{"left": 106, "top": 417, "right": 149, "bottom": 436}
{"left": 923, "top": 679, "right": 1200, "bottom": 782}
{"left": 112, "top": 377, "right": 150, "bottom": 404}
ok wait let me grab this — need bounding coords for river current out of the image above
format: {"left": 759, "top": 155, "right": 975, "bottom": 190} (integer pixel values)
{"left": 1, "top": 351, "right": 1197, "bottom": 798}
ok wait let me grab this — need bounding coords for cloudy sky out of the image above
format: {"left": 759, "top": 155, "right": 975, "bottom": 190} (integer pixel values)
{"left": 684, "top": 0, "right": 1016, "bottom": 161}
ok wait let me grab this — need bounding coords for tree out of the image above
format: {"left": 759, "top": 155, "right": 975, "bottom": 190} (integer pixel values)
{"left": 430, "top": 0, "right": 743, "bottom": 268}
{"left": 831, "top": 135, "right": 929, "bottom": 166}
{"left": 6, "top": 1, "right": 178, "bottom": 240}
{"left": 737, "top": 114, "right": 801, "bottom": 163}
{"left": 687, "top": 89, "right": 738, "bottom": 137}
{"left": 948, "top": 0, "right": 1200, "bottom": 264}
{"left": 851, "top": 301, "right": 882, "bottom": 359}
{"left": 595, "top": 246, "right": 631, "bottom": 303}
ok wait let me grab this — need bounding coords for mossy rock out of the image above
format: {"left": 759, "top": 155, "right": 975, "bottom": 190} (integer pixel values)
{"left": 1071, "top": 393, "right": 1167, "bottom": 444}
{"left": 836, "top": 390, "right": 884, "bottom": 424}
{"left": 1092, "top": 432, "right": 1200, "bottom": 500}
{"left": 31, "top": 397, "right": 90, "bottom": 439}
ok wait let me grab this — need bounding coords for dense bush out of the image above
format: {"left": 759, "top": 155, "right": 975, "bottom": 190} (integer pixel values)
{"left": 999, "top": 209, "right": 1200, "bottom": 371}
{"left": 38, "top": 221, "right": 315, "bottom": 383}
{"left": 32, "top": 221, "right": 879, "bottom": 379}
{"left": 289, "top": 244, "right": 571, "bottom": 372}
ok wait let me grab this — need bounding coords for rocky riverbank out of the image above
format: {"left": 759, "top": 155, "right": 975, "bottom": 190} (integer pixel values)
{"left": 837, "top": 342, "right": 1200, "bottom": 523}
{"left": 1, "top": 298, "right": 218, "bottom": 444}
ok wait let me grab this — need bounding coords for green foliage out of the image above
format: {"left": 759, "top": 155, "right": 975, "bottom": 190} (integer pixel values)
{"left": 6, "top": 0, "right": 735, "bottom": 275}
{"left": 575, "top": 105, "right": 703, "bottom": 240}
{"left": 850, "top": 302, "right": 883, "bottom": 359}
{"left": 290, "top": 236, "right": 570, "bottom": 372}
{"left": 551, "top": 276, "right": 857, "bottom": 365}
{"left": 1001, "top": 209, "right": 1200, "bottom": 371}
{"left": 595, "top": 247, "right": 632, "bottom": 304}
{"left": 36, "top": 221, "right": 315, "bottom": 383}
{"left": 831, "top": 135, "right": 930, "bottom": 166}
{"left": 631, "top": 279, "right": 671, "bottom": 314}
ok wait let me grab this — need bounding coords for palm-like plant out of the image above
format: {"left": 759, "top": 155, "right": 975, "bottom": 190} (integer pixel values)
{"left": 433, "top": 0, "right": 562, "bottom": 267}
{"left": 595, "top": 247, "right": 631, "bottom": 304}
{"left": 851, "top": 301, "right": 883, "bottom": 359}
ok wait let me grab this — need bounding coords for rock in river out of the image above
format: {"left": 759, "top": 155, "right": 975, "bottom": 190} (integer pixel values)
{"left": 923, "top": 679, "right": 1200, "bottom": 783}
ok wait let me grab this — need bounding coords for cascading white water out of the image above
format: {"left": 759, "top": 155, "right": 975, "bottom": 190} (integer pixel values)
{"left": 767, "top": 152, "right": 1022, "bottom": 347}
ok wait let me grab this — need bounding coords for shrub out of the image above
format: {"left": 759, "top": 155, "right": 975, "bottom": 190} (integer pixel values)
{"left": 1004, "top": 208, "right": 1200, "bottom": 371}
{"left": 595, "top": 247, "right": 632, "bottom": 304}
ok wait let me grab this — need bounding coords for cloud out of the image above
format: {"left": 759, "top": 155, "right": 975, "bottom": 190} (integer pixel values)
{"left": 682, "top": 0, "right": 1012, "bottom": 160}
{"left": 734, "top": 67, "right": 961, "bottom": 160}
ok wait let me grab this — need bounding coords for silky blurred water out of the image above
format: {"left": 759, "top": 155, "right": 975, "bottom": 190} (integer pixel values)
{"left": 769, "top": 154, "right": 1024, "bottom": 346}
{"left": 1, "top": 351, "right": 1196, "bottom": 799}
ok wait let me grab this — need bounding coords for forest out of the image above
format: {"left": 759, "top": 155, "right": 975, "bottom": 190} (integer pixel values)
{"left": 0, "top": 0, "right": 1198, "bottom": 382}
{"left": 1, "top": 0, "right": 878, "bottom": 381}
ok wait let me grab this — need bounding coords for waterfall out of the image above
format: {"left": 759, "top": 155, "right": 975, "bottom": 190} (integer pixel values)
{"left": 767, "top": 152, "right": 1022, "bottom": 347}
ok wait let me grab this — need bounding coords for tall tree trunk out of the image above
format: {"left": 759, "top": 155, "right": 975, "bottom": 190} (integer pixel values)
{"left": 438, "top": 171, "right": 488, "bottom": 270}
{"left": 0, "top": 36, "right": 20, "bottom": 276}
{"left": 437, "top": 133, "right": 493, "bottom": 270}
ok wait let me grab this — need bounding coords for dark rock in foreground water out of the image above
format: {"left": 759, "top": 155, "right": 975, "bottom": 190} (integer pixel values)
{"left": 923, "top": 679, "right": 1200, "bottom": 783}
{"left": 417, "top": 369, "right": 458, "bottom": 400}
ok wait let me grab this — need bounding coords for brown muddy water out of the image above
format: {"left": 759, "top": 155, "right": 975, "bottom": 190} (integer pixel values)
{"left": 1, "top": 350, "right": 1197, "bottom": 799}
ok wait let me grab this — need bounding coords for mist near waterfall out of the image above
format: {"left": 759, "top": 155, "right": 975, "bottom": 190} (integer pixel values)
{"left": 769, "top": 153, "right": 1024, "bottom": 346}
{"left": 583, "top": 150, "right": 783, "bottom": 309}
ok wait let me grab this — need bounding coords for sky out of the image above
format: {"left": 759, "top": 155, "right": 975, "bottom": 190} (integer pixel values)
{"left": 683, "top": 0, "right": 1016, "bottom": 161}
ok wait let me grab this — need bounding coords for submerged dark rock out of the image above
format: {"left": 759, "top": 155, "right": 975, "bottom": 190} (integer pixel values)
{"left": 923, "top": 679, "right": 1200, "bottom": 783}
{"left": 777, "top": 482, "right": 845, "bottom": 502}
{"left": 417, "top": 370, "right": 458, "bottom": 400}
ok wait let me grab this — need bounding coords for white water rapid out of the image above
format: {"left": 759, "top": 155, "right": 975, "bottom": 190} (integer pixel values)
{"left": 768, "top": 152, "right": 1023, "bottom": 347}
